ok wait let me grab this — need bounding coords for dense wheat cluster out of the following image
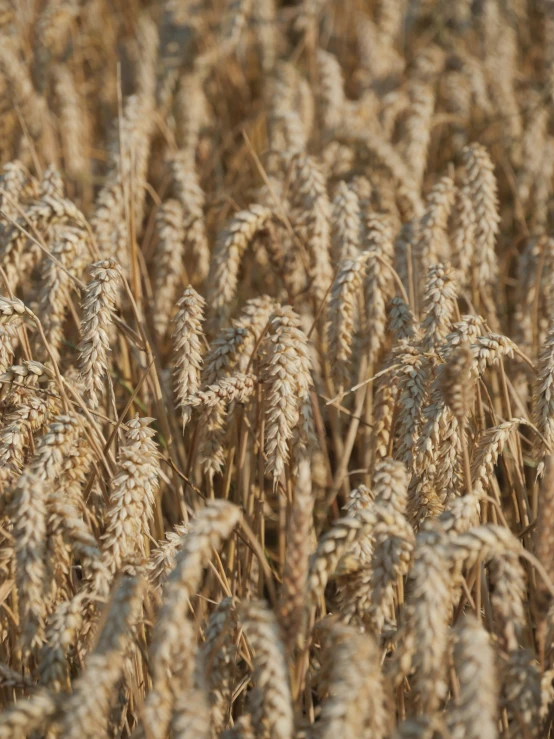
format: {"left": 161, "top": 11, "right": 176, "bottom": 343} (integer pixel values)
{"left": 3, "top": 0, "right": 554, "bottom": 736}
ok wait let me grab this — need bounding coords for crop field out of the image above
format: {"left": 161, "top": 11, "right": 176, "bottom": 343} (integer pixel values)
{"left": 0, "top": 0, "right": 553, "bottom": 737}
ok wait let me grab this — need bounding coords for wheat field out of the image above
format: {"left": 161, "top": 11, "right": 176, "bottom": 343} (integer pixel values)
{"left": 1, "top": 0, "right": 554, "bottom": 736}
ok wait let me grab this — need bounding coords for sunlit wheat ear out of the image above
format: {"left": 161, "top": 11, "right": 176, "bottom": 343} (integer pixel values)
{"left": 333, "top": 484, "right": 375, "bottom": 627}
{"left": 395, "top": 346, "right": 430, "bottom": 469}
{"left": 327, "top": 250, "right": 370, "bottom": 391}
{"left": 147, "top": 522, "right": 188, "bottom": 601}
{"left": 441, "top": 314, "right": 486, "bottom": 357}
{"left": 143, "top": 501, "right": 240, "bottom": 739}
{"left": 206, "top": 205, "right": 272, "bottom": 331}
{"left": 0, "top": 689, "right": 58, "bottom": 739}
{"left": 153, "top": 199, "right": 186, "bottom": 339}
{"left": 10, "top": 414, "right": 79, "bottom": 656}
{"left": 168, "top": 151, "right": 210, "bottom": 282}
{"left": 262, "top": 305, "right": 314, "bottom": 488}
{"left": 461, "top": 142, "right": 500, "bottom": 293}
{"left": 446, "top": 615, "right": 498, "bottom": 739}
{"left": 279, "top": 454, "right": 313, "bottom": 650}
{"left": 53, "top": 64, "right": 90, "bottom": 181}
{"left": 238, "top": 600, "right": 294, "bottom": 739}
{"left": 48, "top": 435, "right": 108, "bottom": 593}
{"left": 440, "top": 341, "right": 474, "bottom": 423}
{"left": 471, "top": 418, "right": 522, "bottom": 497}
{"left": 38, "top": 591, "right": 86, "bottom": 692}
{"left": 388, "top": 296, "right": 418, "bottom": 342}
{"left": 194, "top": 597, "right": 237, "bottom": 735}
{"left": 171, "top": 688, "right": 212, "bottom": 739}
{"left": 288, "top": 154, "right": 333, "bottom": 303}
{"left": 0, "top": 160, "right": 34, "bottom": 221}
{"left": 77, "top": 258, "right": 122, "bottom": 410}
{"left": 36, "top": 225, "right": 89, "bottom": 362}
{"left": 501, "top": 650, "right": 541, "bottom": 737}
{"left": 101, "top": 417, "right": 160, "bottom": 574}
{"left": 451, "top": 184, "right": 476, "bottom": 289}
{"left": 416, "top": 175, "right": 456, "bottom": 279}
{"left": 534, "top": 319, "right": 554, "bottom": 474}
{"left": 402, "top": 81, "right": 435, "bottom": 187}
{"left": 306, "top": 508, "right": 376, "bottom": 618}
{"left": 368, "top": 460, "right": 414, "bottom": 634}
{"left": 318, "top": 624, "right": 388, "bottom": 739}
{"left": 397, "top": 526, "right": 452, "bottom": 712}
{"left": 172, "top": 285, "right": 206, "bottom": 429}
{"left": 11, "top": 474, "right": 49, "bottom": 657}
{"left": 59, "top": 566, "right": 147, "bottom": 739}
{"left": 0, "top": 41, "right": 57, "bottom": 164}
{"left": 331, "top": 180, "right": 362, "bottom": 263}
{"left": 0, "top": 178, "right": 87, "bottom": 292}
{"left": 420, "top": 263, "right": 457, "bottom": 351}
{"left": 365, "top": 213, "right": 395, "bottom": 368}
{"left": 316, "top": 49, "right": 345, "bottom": 135}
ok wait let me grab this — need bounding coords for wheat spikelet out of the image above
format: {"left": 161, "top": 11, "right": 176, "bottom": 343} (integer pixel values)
{"left": 195, "top": 597, "right": 237, "bottom": 735}
{"left": 316, "top": 49, "right": 345, "bottom": 135}
{"left": 38, "top": 591, "right": 86, "bottom": 691}
{"left": 327, "top": 250, "right": 369, "bottom": 390}
{"left": 153, "top": 199, "right": 186, "bottom": 338}
{"left": 334, "top": 485, "right": 375, "bottom": 627}
{"left": 441, "top": 315, "right": 486, "bottom": 357}
{"left": 279, "top": 453, "right": 313, "bottom": 650}
{"left": 36, "top": 225, "right": 89, "bottom": 361}
{"left": 373, "top": 364, "right": 400, "bottom": 463}
{"left": 534, "top": 320, "right": 554, "bottom": 472}
{"left": 501, "top": 650, "right": 541, "bottom": 738}
{"left": 239, "top": 600, "right": 294, "bottom": 739}
{"left": 144, "top": 501, "right": 240, "bottom": 738}
{"left": 403, "top": 82, "right": 435, "bottom": 186}
{"left": 0, "top": 41, "right": 57, "bottom": 164}
{"left": 147, "top": 522, "right": 188, "bottom": 599}
{"left": 53, "top": 64, "right": 89, "bottom": 180}
{"left": 263, "top": 305, "right": 314, "bottom": 486}
{"left": 206, "top": 205, "right": 272, "bottom": 330}
{"left": 184, "top": 372, "right": 255, "bottom": 410}
{"left": 289, "top": 154, "right": 333, "bottom": 302}
{"left": 331, "top": 181, "right": 362, "bottom": 263}
{"left": 461, "top": 143, "right": 500, "bottom": 290}
{"left": 0, "top": 187, "right": 87, "bottom": 290}
{"left": 446, "top": 615, "right": 498, "bottom": 739}
{"left": 417, "top": 175, "right": 456, "bottom": 277}
{"left": 369, "top": 460, "right": 414, "bottom": 633}
{"left": 172, "top": 688, "right": 212, "bottom": 739}
{"left": 471, "top": 419, "right": 522, "bottom": 496}
{"left": 336, "top": 127, "right": 422, "bottom": 220}
{"left": 173, "top": 285, "right": 206, "bottom": 428}
{"left": 167, "top": 151, "right": 210, "bottom": 283}
{"left": 0, "top": 690, "right": 58, "bottom": 739}
{"left": 307, "top": 508, "right": 376, "bottom": 612}
{"left": 397, "top": 528, "right": 451, "bottom": 710}
{"left": 11, "top": 473, "right": 49, "bottom": 655}
{"left": 439, "top": 341, "right": 474, "bottom": 422}
{"left": 101, "top": 418, "right": 160, "bottom": 573}
{"left": 395, "top": 347, "right": 431, "bottom": 469}
{"left": 0, "top": 160, "right": 33, "bottom": 221}
{"left": 389, "top": 296, "right": 418, "bottom": 342}
{"left": 365, "top": 213, "right": 395, "bottom": 367}
{"left": 317, "top": 624, "right": 387, "bottom": 739}
{"left": 420, "top": 263, "right": 458, "bottom": 351}
{"left": 59, "top": 566, "right": 146, "bottom": 739}
{"left": 77, "top": 258, "right": 121, "bottom": 410}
